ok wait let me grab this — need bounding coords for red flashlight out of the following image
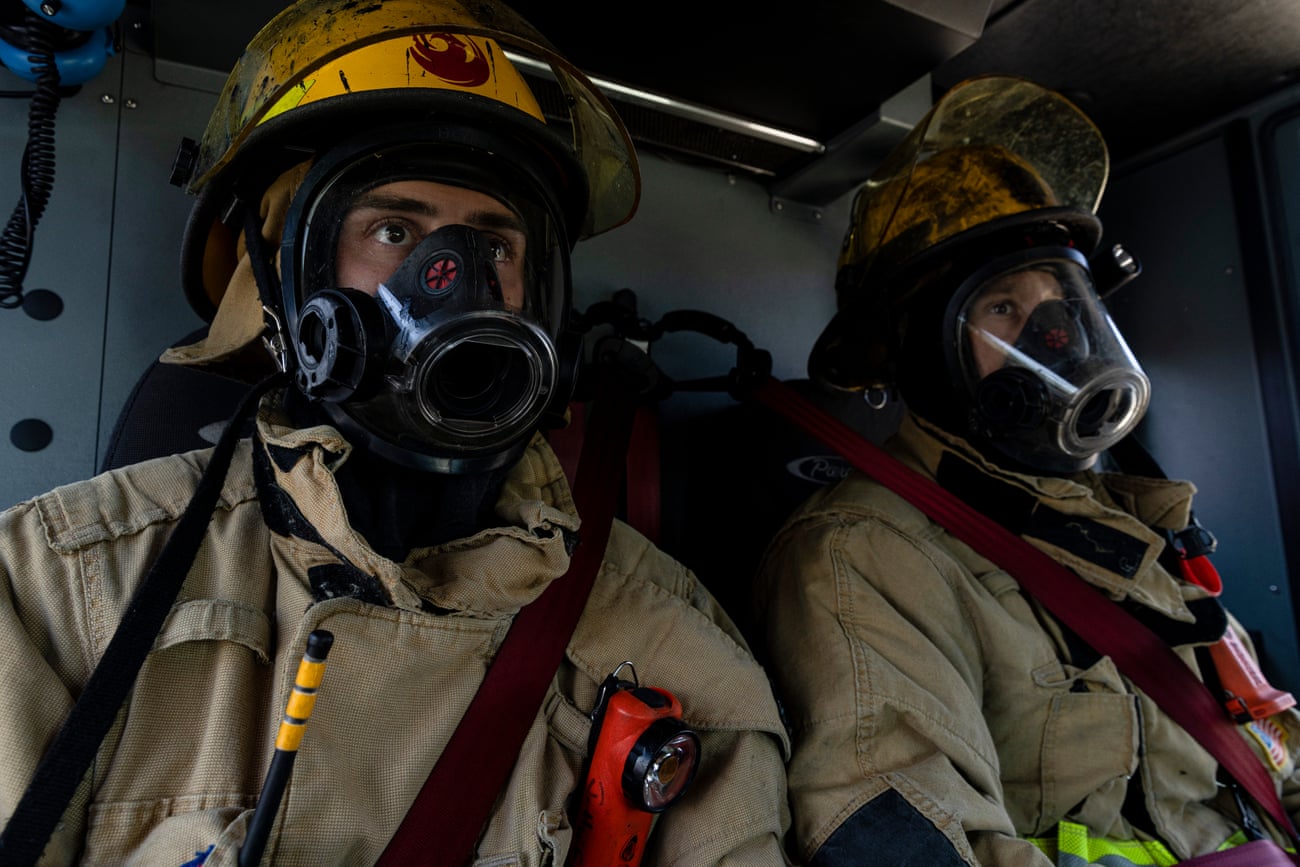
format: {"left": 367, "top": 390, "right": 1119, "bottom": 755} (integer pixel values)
{"left": 568, "top": 664, "right": 701, "bottom": 867}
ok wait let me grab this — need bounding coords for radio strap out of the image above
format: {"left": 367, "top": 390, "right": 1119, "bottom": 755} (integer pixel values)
{"left": 748, "top": 375, "right": 1300, "bottom": 849}
{"left": 376, "top": 394, "right": 637, "bottom": 866}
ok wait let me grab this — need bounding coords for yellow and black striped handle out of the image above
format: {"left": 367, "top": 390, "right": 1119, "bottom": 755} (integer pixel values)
{"left": 239, "top": 629, "right": 334, "bottom": 867}
{"left": 274, "top": 632, "right": 333, "bottom": 751}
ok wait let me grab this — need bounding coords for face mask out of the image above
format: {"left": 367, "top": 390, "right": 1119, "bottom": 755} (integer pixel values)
{"left": 276, "top": 136, "right": 575, "bottom": 474}
{"left": 292, "top": 225, "right": 561, "bottom": 473}
{"left": 947, "top": 246, "right": 1150, "bottom": 472}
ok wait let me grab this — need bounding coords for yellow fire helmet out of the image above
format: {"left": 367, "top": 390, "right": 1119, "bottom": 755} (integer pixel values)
{"left": 810, "top": 75, "right": 1109, "bottom": 393}
{"left": 173, "top": 0, "right": 639, "bottom": 321}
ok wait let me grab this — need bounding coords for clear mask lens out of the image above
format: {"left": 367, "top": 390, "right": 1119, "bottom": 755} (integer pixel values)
{"left": 950, "top": 249, "right": 1150, "bottom": 469}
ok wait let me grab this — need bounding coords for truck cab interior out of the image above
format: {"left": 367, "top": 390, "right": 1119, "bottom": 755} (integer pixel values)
{"left": 2, "top": 0, "right": 1299, "bottom": 693}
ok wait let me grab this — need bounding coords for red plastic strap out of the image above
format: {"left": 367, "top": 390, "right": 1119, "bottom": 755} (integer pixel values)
{"left": 1181, "top": 554, "right": 1224, "bottom": 596}
{"left": 750, "top": 376, "right": 1300, "bottom": 845}
{"left": 376, "top": 396, "right": 637, "bottom": 867}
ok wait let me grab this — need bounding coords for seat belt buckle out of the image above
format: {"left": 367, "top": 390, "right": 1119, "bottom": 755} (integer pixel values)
{"left": 1172, "top": 519, "right": 1223, "bottom": 595}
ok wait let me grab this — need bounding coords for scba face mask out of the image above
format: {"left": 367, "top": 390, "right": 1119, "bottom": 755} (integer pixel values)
{"left": 279, "top": 139, "right": 573, "bottom": 474}
{"left": 946, "top": 246, "right": 1150, "bottom": 472}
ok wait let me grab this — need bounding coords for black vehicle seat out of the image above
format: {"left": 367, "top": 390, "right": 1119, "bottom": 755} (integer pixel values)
{"left": 660, "top": 379, "right": 904, "bottom": 651}
{"left": 99, "top": 327, "right": 255, "bottom": 473}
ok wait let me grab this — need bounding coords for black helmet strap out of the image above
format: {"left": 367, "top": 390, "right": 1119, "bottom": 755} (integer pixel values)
{"left": 241, "top": 202, "right": 293, "bottom": 375}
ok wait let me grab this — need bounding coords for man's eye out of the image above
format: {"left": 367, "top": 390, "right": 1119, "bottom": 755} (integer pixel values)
{"left": 988, "top": 300, "right": 1014, "bottom": 316}
{"left": 373, "top": 222, "right": 410, "bottom": 245}
{"left": 486, "top": 237, "right": 510, "bottom": 262}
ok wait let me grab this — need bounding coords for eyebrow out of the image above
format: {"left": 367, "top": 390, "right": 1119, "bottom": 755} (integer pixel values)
{"left": 350, "top": 193, "right": 527, "bottom": 235}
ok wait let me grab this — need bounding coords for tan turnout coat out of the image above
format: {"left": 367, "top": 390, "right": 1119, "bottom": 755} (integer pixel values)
{"left": 0, "top": 400, "right": 791, "bottom": 866}
{"left": 757, "top": 412, "right": 1300, "bottom": 866}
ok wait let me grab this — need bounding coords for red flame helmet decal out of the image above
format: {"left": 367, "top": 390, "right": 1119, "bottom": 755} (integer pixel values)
{"left": 408, "top": 34, "right": 490, "bottom": 86}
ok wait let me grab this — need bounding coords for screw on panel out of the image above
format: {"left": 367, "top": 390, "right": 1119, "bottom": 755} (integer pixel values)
{"left": 101, "top": 94, "right": 115, "bottom": 104}
{"left": 124, "top": 99, "right": 138, "bottom": 109}
{"left": 769, "top": 196, "right": 826, "bottom": 224}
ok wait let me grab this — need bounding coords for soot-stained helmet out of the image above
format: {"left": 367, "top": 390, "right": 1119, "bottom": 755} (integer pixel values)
{"left": 811, "top": 76, "right": 1148, "bottom": 473}
{"left": 174, "top": 0, "right": 639, "bottom": 325}
{"left": 166, "top": 0, "right": 642, "bottom": 473}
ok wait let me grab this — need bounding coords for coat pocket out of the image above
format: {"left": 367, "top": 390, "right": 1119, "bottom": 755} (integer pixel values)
{"left": 84, "top": 600, "right": 273, "bottom": 862}
{"left": 1036, "top": 660, "right": 1140, "bottom": 831}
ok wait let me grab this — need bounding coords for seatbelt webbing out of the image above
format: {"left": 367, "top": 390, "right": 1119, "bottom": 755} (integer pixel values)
{"left": 625, "top": 404, "right": 661, "bottom": 545}
{"left": 376, "top": 395, "right": 638, "bottom": 867}
{"left": 750, "top": 375, "right": 1300, "bottom": 846}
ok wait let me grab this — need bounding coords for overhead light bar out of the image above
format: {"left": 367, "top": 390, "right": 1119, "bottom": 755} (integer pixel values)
{"left": 505, "top": 51, "right": 825, "bottom": 155}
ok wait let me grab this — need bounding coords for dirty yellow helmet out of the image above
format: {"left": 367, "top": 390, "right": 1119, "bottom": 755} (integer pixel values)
{"left": 174, "top": 0, "right": 639, "bottom": 321}
{"left": 810, "top": 75, "right": 1109, "bottom": 393}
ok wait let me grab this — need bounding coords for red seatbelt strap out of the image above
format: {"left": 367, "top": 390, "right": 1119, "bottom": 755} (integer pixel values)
{"left": 549, "top": 400, "right": 662, "bottom": 545}
{"left": 624, "top": 404, "right": 661, "bottom": 546}
{"left": 749, "top": 375, "right": 1300, "bottom": 845}
{"left": 548, "top": 401, "right": 587, "bottom": 486}
{"left": 376, "top": 395, "right": 638, "bottom": 867}
{"left": 1179, "top": 838, "right": 1300, "bottom": 865}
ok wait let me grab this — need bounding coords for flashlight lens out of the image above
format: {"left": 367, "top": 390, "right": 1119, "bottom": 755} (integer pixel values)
{"left": 644, "top": 733, "right": 697, "bottom": 809}
{"left": 624, "top": 721, "right": 700, "bottom": 812}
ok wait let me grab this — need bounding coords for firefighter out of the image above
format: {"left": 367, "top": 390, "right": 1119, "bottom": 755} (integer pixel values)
{"left": 755, "top": 75, "right": 1300, "bottom": 865}
{"left": 0, "top": 1, "right": 791, "bottom": 863}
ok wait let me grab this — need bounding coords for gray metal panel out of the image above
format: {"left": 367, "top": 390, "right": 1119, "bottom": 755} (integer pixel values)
{"left": 572, "top": 156, "right": 848, "bottom": 424}
{"left": 1102, "top": 135, "right": 1300, "bottom": 690}
{"left": 96, "top": 44, "right": 217, "bottom": 470}
{"left": 0, "top": 57, "right": 123, "bottom": 509}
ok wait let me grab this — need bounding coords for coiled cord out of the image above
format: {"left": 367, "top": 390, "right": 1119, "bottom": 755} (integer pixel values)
{"left": 0, "top": 10, "right": 62, "bottom": 310}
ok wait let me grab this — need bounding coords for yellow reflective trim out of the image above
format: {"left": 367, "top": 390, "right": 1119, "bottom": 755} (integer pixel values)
{"left": 1217, "top": 829, "right": 1248, "bottom": 851}
{"left": 1215, "top": 829, "right": 1298, "bottom": 856}
{"left": 275, "top": 719, "right": 306, "bottom": 751}
{"left": 1025, "top": 834, "right": 1054, "bottom": 856}
{"left": 1029, "top": 822, "right": 1178, "bottom": 867}
{"left": 1030, "top": 822, "right": 1278, "bottom": 864}
{"left": 285, "top": 689, "right": 318, "bottom": 721}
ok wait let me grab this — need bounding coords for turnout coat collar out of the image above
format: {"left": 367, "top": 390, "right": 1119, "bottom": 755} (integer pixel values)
{"left": 251, "top": 396, "right": 584, "bottom": 616}
{"left": 892, "top": 412, "right": 1211, "bottom": 623}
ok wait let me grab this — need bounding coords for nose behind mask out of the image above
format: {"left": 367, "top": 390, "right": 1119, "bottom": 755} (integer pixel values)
{"left": 1014, "top": 298, "right": 1089, "bottom": 367}
{"left": 290, "top": 225, "right": 561, "bottom": 474}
